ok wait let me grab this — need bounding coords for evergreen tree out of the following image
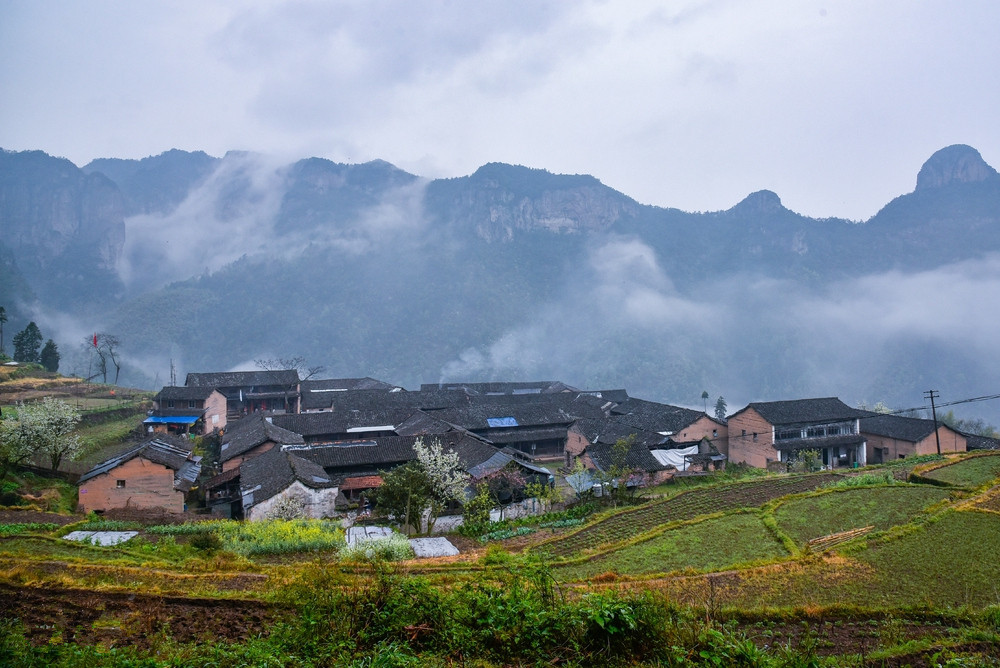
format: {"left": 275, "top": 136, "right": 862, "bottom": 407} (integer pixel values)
{"left": 12, "top": 321, "right": 42, "bottom": 363}
{"left": 714, "top": 396, "right": 728, "bottom": 421}
{"left": 40, "top": 339, "right": 60, "bottom": 372}
{"left": 0, "top": 306, "right": 7, "bottom": 357}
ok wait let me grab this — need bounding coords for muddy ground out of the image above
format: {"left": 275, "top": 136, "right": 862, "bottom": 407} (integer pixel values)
{"left": 0, "top": 583, "right": 288, "bottom": 650}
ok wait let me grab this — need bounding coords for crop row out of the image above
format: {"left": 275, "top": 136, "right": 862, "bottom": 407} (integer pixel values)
{"left": 542, "top": 472, "right": 842, "bottom": 557}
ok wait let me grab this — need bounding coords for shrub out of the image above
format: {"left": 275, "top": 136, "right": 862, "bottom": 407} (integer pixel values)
{"left": 190, "top": 532, "right": 223, "bottom": 552}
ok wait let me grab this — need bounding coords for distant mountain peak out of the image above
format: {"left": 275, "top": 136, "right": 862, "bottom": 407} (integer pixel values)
{"left": 730, "top": 189, "right": 784, "bottom": 215}
{"left": 915, "top": 144, "right": 998, "bottom": 191}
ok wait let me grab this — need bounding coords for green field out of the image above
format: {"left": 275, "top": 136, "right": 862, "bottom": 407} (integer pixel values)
{"left": 774, "top": 485, "right": 951, "bottom": 545}
{"left": 853, "top": 508, "right": 1000, "bottom": 608}
{"left": 923, "top": 453, "right": 1000, "bottom": 488}
{"left": 554, "top": 511, "right": 787, "bottom": 580}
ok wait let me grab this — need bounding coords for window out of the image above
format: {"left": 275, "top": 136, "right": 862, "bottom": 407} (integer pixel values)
{"left": 752, "top": 433, "right": 758, "bottom": 442}
{"left": 742, "top": 429, "right": 747, "bottom": 438}
{"left": 188, "top": 400, "right": 197, "bottom": 409}
{"left": 116, "top": 480, "right": 126, "bottom": 488}
{"left": 712, "top": 429, "right": 718, "bottom": 438}
{"left": 167, "top": 400, "right": 175, "bottom": 408}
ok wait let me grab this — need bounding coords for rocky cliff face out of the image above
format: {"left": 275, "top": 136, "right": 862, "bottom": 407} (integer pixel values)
{"left": 0, "top": 149, "right": 126, "bottom": 305}
{"left": 915, "top": 144, "right": 1000, "bottom": 190}
{"left": 427, "top": 163, "right": 641, "bottom": 242}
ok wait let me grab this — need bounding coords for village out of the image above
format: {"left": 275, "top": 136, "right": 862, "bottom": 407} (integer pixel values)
{"left": 75, "top": 369, "right": 991, "bottom": 529}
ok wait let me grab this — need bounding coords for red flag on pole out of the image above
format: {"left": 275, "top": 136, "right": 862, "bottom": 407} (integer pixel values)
{"left": 93, "top": 333, "right": 98, "bottom": 347}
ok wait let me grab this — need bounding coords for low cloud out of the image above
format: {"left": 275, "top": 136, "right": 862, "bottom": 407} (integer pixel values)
{"left": 441, "top": 240, "right": 1000, "bottom": 422}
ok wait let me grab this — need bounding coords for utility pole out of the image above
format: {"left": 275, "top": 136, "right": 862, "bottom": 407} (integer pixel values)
{"left": 924, "top": 390, "right": 941, "bottom": 455}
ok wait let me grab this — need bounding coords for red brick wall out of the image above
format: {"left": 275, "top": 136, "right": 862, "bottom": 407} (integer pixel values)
{"left": 865, "top": 426, "right": 966, "bottom": 462}
{"left": 727, "top": 408, "right": 777, "bottom": 468}
{"left": 78, "top": 456, "right": 183, "bottom": 513}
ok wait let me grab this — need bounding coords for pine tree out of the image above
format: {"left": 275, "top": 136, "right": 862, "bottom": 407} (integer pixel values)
{"left": 714, "top": 396, "right": 728, "bottom": 421}
{"left": 12, "top": 322, "right": 43, "bottom": 363}
{"left": 40, "top": 339, "right": 60, "bottom": 372}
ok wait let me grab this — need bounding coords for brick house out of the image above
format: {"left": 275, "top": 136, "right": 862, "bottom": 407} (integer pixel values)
{"left": 147, "top": 386, "right": 227, "bottom": 436}
{"left": 186, "top": 369, "right": 301, "bottom": 416}
{"left": 728, "top": 397, "right": 869, "bottom": 470}
{"left": 77, "top": 438, "right": 202, "bottom": 513}
{"left": 860, "top": 413, "right": 966, "bottom": 462}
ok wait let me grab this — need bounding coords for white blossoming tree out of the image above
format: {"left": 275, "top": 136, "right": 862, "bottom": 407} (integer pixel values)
{"left": 413, "top": 437, "right": 469, "bottom": 534}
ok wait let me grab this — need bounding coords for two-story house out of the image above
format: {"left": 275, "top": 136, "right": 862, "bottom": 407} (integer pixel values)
{"left": 728, "top": 397, "right": 869, "bottom": 470}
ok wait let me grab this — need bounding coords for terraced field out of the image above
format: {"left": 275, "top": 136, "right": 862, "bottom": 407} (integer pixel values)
{"left": 539, "top": 472, "right": 843, "bottom": 557}
{"left": 554, "top": 512, "right": 786, "bottom": 580}
{"left": 922, "top": 453, "right": 1000, "bottom": 488}
{"left": 774, "top": 485, "right": 951, "bottom": 546}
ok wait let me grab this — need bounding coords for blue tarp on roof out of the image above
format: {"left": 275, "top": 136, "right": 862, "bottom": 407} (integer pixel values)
{"left": 143, "top": 415, "right": 200, "bottom": 425}
{"left": 486, "top": 416, "right": 519, "bottom": 428}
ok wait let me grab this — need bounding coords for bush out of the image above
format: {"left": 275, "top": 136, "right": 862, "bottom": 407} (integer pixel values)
{"left": 190, "top": 532, "right": 223, "bottom": 552}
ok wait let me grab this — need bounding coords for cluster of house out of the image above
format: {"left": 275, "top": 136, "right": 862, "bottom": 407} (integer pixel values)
{"left": 76, "top": 370, "right": 997, "bottom": 520}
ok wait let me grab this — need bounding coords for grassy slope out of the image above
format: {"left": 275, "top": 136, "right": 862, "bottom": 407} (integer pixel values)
{"left": 923, "top": 453, "right": 1000, "bottom": 487}
{"left": 555, "top": 511, "right": 787, "bottom": 580}
{"left": 774, "top": 485, "right": 952, "bottom": 545}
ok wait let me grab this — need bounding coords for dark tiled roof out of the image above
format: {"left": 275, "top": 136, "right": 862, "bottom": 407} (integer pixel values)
{"left": 186, "top": 370, "right": 300, "bottom": 388}
{"left": 299, "top": 378, "right": 401, "bottom": 410}
{"left": 300, "top": 388, "right": 470, "bottom": 413}
{"left": 772, "top": 434, "right": 867, "bottom": 452}
{"left": 966, "top": 435, "right": 1000, "bottom": 451}
{"left": 586, "top": 439, "right": 668, "bottom": 473}
{"left": 429, "top": 397, "right": 600, "bottom": 431}
{"left": 393, "top": 410, "right": 461, "bottom": 436}
{"left": 860, "top": 413, "right": 940, "bottom": 442}
{"left": 155, "top": 386, "right": 216, "bottom": 401}
{"left": 738, "top": 397, "right": 868, "bottom": 426}
{"left": 288, "top": 432, "right": 500, "bottom": 474}
{"left": 476, "top": 426, "right": 570, "bottom": 445}
{"left": 79, "top": 438, "right": 202, "bottom": 492}
{"left": 270, "top": 409, "right": 415, "bottom": 438}
{"left": 220, "top": 414, "right": 304, "bottom": 462}
{"left": 420, "top": 380, "right": 578, "bottom": 394}
{"left": 240, "top": 447, "right": 336, "bottom": 505}
{"left": 572, "top": 417, "right": 671, "bottom": 448}
{"left": 610, "top": 397, "right": 708, "bottom": 434}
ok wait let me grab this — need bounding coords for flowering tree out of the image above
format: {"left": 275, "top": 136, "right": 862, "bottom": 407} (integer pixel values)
{"left": 0, "top": 397, "right": 81, "bottom": 476}
{"left": 413, "top": 437, "right": 469, "bottom": 534}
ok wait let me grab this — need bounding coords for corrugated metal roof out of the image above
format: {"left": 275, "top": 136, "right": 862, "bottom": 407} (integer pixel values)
{"left": 143, "top": 415, "right": 200, "bottom": 424}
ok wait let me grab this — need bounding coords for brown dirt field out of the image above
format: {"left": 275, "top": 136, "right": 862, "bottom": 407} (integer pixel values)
{"left": 0, "top": 509, "right": 80, "bottom": 526}
{"left": 0, "top": 582, "right": 288, "bottom": 649}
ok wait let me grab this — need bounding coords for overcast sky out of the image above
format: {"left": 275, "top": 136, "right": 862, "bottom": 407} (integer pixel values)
{"left": 2, "top": 0, "right": 998, "bottom": 220}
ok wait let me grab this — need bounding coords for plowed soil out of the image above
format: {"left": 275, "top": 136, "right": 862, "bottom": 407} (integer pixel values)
{"left": 0, "top": 583, "right": 288, "bottom": 649}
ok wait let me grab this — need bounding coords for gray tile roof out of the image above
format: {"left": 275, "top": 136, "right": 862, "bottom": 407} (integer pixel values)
{"left": 154, "top": 386, "right": 217, "bottom": 402}
{"left": 186, "top": 370, "right": 300, "bottom": 388}
{"left": 572, "top": 417, "right": 672, "bottom": 448}
{"left": 220, "top": 414, "right": 304, "bottom": 462}
{"left": 420, "top": 380, "right": 579, "bottom": 394}
{"left": 270, "top": 408, "right": 415, "bottom": 439}
{"left": 239, "top": 447, "right": 336, "bottom": 506}
{"left": 610, "top": 397, "right": 710, "bottom": 434}
{"left": 586, "top": 439, "right": 669, "bottom": 473}
{"left": 299, "top": 378, "right": 401, "bottom": 410}
{"left": 78, "top": 438, "right": 203, "bottom": 492}
{"left": 737, "top": 397, "right": 867, "bottom": 426}
{"left": 860, "top": 413, "right": 941, "bottom": 442}
{"left": 966, "top": 434, "right": 1000, "bottom": 450}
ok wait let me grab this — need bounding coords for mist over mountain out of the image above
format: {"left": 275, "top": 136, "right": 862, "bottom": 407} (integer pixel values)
{"left": 2, "top": 144, "right": 999, "bottom": 423}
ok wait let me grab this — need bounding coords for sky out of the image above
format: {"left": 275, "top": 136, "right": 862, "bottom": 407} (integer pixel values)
{"left": 2, "top": 0, "right": 999, "bottom": 220}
